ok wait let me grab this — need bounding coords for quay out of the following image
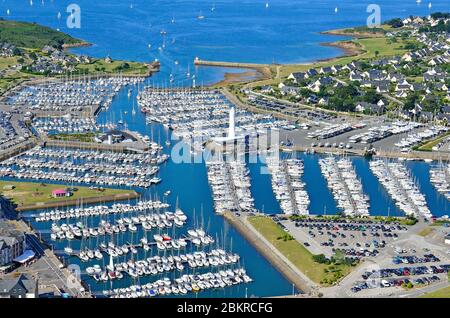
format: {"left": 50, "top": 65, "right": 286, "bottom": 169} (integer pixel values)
{"left": 194, "top": 58, "right": 272, "bottom": 70}
{"left": 0, "top": 138, "right": 38, "bottom": 162}
{"left": 222, "top": 211, "right": 316, "bottom": 295}
{"left": 194, "top": 59, "right": 273, "bottom": 79}
{"left": 15, "top": 191, "right": 140, "bottom": 212}
{"left": 281, "top": 145, "right": 450, "bottom": 162}
{"left": 42, "top": 136, "right": 150, "bottom": 153}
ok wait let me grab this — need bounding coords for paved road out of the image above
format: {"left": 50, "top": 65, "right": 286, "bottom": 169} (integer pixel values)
{"left": 382, "top": 93, "right": 405, "bottom": 107}
{"left": 26, "top": 233, "right": 83, "bottom": 297}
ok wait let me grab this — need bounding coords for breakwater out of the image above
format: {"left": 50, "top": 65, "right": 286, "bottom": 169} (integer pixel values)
{"left": 222, "top": 212, "right": 315, "bottom": 295}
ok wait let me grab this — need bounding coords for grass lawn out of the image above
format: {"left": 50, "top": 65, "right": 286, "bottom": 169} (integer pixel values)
{"left": 418, "top": 227, "right": 434, "bottom": 237}
{"left": 279, "top": 37, "right": 408, "bottom": 77}
{"left": 0, "top": 56, "right": 19, "bottom": 69}
{"left": 415, "top": 131, "right": 450, "bottom": 152}
{"left": 0, "top": 180, "right": 134, "bottom": 207}
{"left": 420, "top": 285, "right": 450, "bottom": 298}
{"left": 48, "top": 132, "right": 98, "bottom": 143}
{"left": 249, "top": 36, "right": 410, "bottom": 87}
{"left": 76, "top": 59, "right": 149, "bottom": 75}
{"left": 289, "top": 214, "right": 418, "bottom": 226}
{"left": 248, "top": 216, "right": 354, "bottom": 286}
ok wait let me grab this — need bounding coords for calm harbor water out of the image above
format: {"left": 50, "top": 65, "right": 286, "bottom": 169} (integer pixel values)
{"left": 2, "top": 0, "right": 449, "bottom": 84}
{"left": 2, "top": 0, "right": 450, "bottom": 297}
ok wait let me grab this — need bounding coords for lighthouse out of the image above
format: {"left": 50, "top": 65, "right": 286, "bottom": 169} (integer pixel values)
{"left": 212, "top": 106, "right": 244, "bottom": 143}
{"left": 228, "top": 106, "right": 236, "bottom": 140}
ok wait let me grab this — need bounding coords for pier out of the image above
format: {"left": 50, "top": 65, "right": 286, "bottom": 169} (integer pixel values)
{"left": 281, "top": 160, "right": 300, "bottom": 215}
{"left": 222, "top": 212, "right": 315, "bottom": 294}
{"left": 194, "top": 58, "right": 272, "bottom": 70}
{"left": 194, "top": 59, "right": 273, "bottom": 82}
{"left": 42, "top": 138, "right": 150, "bottom": 153}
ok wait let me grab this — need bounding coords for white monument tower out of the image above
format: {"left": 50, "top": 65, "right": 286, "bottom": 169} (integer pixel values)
{"left": 212, "top": 106, "right": 243, "bottom": 143}
{"left": 228, "top": 106, "right": 236, "bottom": 140}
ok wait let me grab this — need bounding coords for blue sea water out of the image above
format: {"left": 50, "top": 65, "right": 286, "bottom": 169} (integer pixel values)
{"left": 2, "top": 0, "right": 450, "bottom": 297}
{"left": 1, "top": 0, "right": 449, "bottom": 84}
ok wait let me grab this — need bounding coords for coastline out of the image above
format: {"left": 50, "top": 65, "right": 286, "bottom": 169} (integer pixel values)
{"left": 222, "top": 212, "right": 315, "bottom": 295}
{"left": 202, "top": 29, "right": 370, "bottom": 87}
{"left": 318, "top": 40, "right": 364, "bottom": 62}
{"left": 213, "top": 69, "right": 266, "bottom": 86}
{"left": 194, "top": 59, "right": 273, "bottom": 86}
{"left": 62, "top": 41, "right": 92, "bottom": 49}
{"left": 321, "top": 28, "right": 385, "bottom": 38}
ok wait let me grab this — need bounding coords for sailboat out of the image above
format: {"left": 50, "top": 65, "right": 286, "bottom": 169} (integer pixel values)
{"left": 335, "top": 7, "right": 338, "bottom": 13}
{"left": 416, "top": 0, "right": 422, "bottom": 3}
{"left": 132, "top": 100, "right": 137, "bottom": 116}
{"left": 428, "top": 2, "right": 432, "bottom": 9}
{"left": 197, "top": 11, "right": 205, "bottom": 20}
{"left": 186, "top": 65, "right": 191, "bottom": 78}
{"left": 64, "top": 239, "right": 73, "bottom": 254}
{"left": 118, "top": 112, "right": 124, "bottom": 125}
{"left": 165, "top": 132, "right": 171, "bottom": 146}
{"left": 266, "top": 2, "right": 269, "bottom": 9}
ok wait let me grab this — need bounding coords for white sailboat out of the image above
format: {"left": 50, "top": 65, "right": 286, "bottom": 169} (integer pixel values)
{"left": 266, "top": 2, "right": 269, "bottom": 9}
{"left": 335, "top": 7, "right": 338, "bottom": 13}
{"left": 132, "top": 100, "right": 137, "bottom": 116}
{"left": 107, "top": 254, "right": 114, "bottom": 272}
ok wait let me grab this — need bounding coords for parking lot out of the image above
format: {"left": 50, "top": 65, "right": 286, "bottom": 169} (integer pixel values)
{"left": 351, "top": 256, "right": 450, "bottom": 294}
{"left": 272, "top": 215, "right": 450, "bottom": 297}
{"left": 278, "top": 116, "right": 450, "bottom": 156}
{"left": 278, "top": 216, "right": 408, "bottom": 259}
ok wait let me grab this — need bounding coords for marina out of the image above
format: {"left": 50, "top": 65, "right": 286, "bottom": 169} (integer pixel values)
{"left": 1, "top": 0, "right": 450, "bottom": 300}
{"left": 85, "top": 248, "right": 241, "bottom": 282}
{"left": 265, "top": 157, "right": 309, "bottom": 215}
{"left": 33, "top": 201, "right": 171, "bottom": 222}
{"left": 139, "top": 88, "right": 293, "bottom": 149}
{"left": 8, "top": 76, "right": 145, "bottom": 115}
{"left": 429, "top": 164, "right": 450, "bottom": 202}
{"left": 32, "top": 117, "right": 105, "bottom": 135}
{"left": 0, "top": 146, "right": 168, "bottom": 188}
{"left": 319, "top": 157, "right": 370, "bottom": 217}
{"left": 369, "top": 160, "right": 432, "bottom": 218}
{"left": 206, "top": 159, "right": 256, "bottom": 215}
{"left": 102, "top": 268, "right": 252, "bottom": 298}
